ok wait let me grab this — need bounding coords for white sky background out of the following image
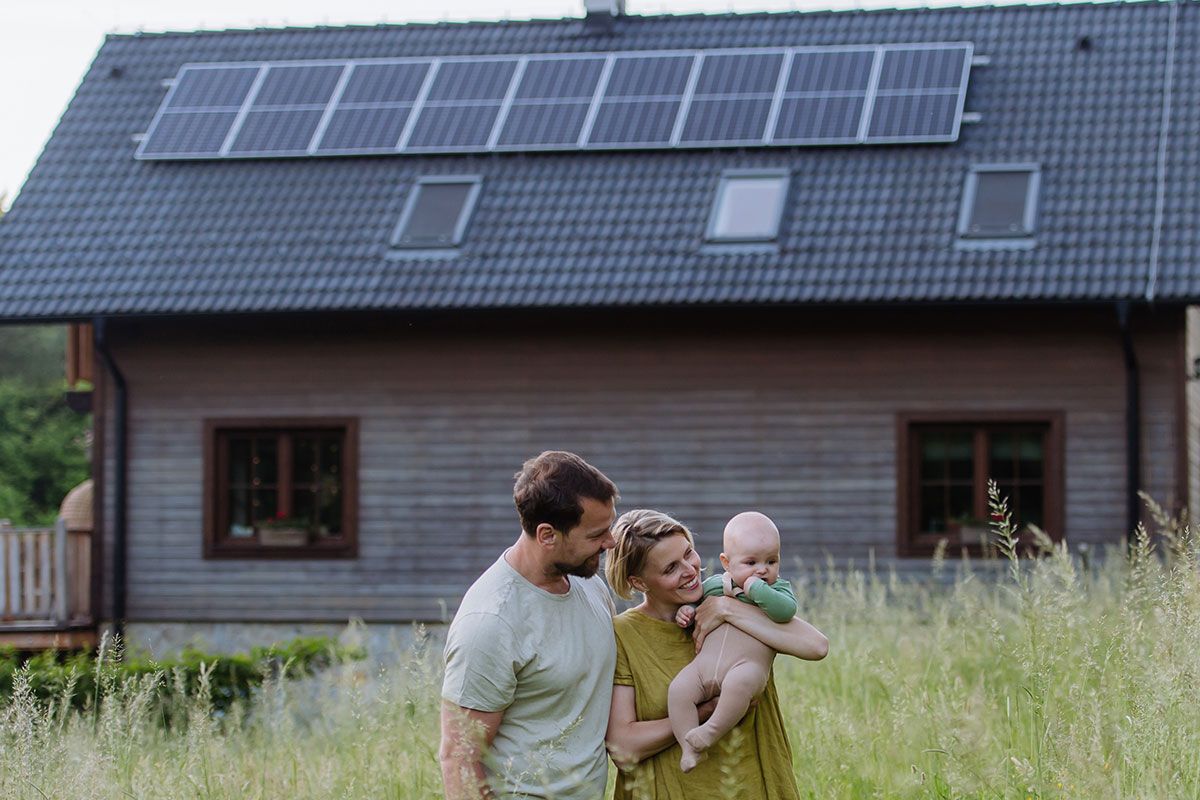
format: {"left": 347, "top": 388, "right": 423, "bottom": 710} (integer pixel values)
{"left": 0, "top": 0, "right": 1063, "bottom": 209}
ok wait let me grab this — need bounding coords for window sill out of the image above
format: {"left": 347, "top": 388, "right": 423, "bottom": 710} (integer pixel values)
{"left": 955, "top": 237, "right": 1037, "bottom": 251}
{"left": 699, "top": 241, "right": 780, "bottom": 256}
{"left": 205, "top": 542, "right": 357, "bottom": 560}
{"left": 385, "top": 247, "right": 462, "bottom": 261}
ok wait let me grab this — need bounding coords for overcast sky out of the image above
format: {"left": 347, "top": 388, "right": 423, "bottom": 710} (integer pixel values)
{"left": 0, "top": 0, "right": 1064, "bottom": 209}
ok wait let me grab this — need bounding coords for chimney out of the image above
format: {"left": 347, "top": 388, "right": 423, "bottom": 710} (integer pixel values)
{"left": 583, "top": 0, "right": 624, "bottom": 33}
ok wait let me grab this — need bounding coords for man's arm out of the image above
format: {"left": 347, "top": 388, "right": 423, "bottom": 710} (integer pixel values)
{"left": 693, "top": 596, "right": 828, "bottom": 660}
{"left": 439, "top": 701, "right": 505, "bottom": 800}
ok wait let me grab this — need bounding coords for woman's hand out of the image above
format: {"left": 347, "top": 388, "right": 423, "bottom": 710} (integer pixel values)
{"left": 692, "top": 595, "right": 739, "bottom": 652}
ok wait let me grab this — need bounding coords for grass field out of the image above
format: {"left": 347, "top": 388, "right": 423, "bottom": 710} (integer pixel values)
{"left": 2, "top": 489, "right": 1199, "bottom": 799}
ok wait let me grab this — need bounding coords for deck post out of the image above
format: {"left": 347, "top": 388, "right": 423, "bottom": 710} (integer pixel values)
{"left": 0, "top": 520, "right": 7, "bottom": 616}
{"left": 54, "top": 517, "right": 69, "bottom": 625}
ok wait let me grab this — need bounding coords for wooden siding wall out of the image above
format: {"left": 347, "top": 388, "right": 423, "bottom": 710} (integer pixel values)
{"left": 96, "top": 311, "right": 1183, "bottom": 623}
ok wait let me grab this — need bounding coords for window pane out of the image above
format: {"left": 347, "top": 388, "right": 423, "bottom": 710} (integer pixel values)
{"left": 710, "top": 176, "right": 788, "bottom": 241}
{"left": 228, "top": 488, "right": 253, "bottom": 537}
{"left": 254, "top": 437, "right": 277, "bottom": 485}
{"left": 252, "top": 489, "right": 277, "bottom": 524}
{"left": 968, "top": 170, "right": 1032, "bottom": 236}
{"left": 229, "top": 438, "right": 252, "bottom": 485}
{"left": 293, "top": 488, "right": 317, "bottom": 527}
{"left": 293, "top": 435, "right": 319, "bottom": 487}
{"left": 920, "top": 434, "right": 946, "bottom": 480}
{"left": 1019, "top": 485, "right": 1044, "bottom": 528}
{"left": 1018, "top": 434, "right": 1044, "bottom": 479}
{"left": 948, "top": 484, "right": 974, "bottom": 521}
{"left": 397, "top": 182, "right": 475, "bottom": 246}
{"left": 319, "top": 490, "right": 343, "bottom": 537}
{"left": 945, "top": 433, "right": 973, "bottom": 480}
{"left": 919, "top": 485, "right": 945, "bottom": 532}
{"left": 322, "top": 436, "right": 342, "bottom": 481}
{"left": 989, "top": 433, "right": 1015, "bottom": 480}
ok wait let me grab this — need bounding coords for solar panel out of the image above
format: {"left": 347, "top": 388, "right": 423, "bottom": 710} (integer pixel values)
{"left": 497, "top": 102, "right": 592, "bottom": 148}
{"left": 229, "top": 109, "right": 325, "bottom": 154}
{"left": 516, "top": 57, "right": 605, "bottom": 100}
{"left": 254, "top": 64, "right": 343, "bottom": 107}
{"left": 139, "top": 111, "right": 240, "bottom": 156}
{"left": 586, "top": 54, "right": 696, "bottom": 146}
{"left": 863, "top": 45, "right": 970, "bottom": 143}
{"left": 167, "top": 67, "right": 259, "bottom": 109}
{"left": 677, "top": 52, "right": 782, "bottom": 146}
{"left": 136, "top": 42, "right": 973, "bottom": 160}
{"left": 495, "top": 57, "right": 604, "bottom": 148}
{"left": 408, "top": 104, "right": 503, "bottom": 150}
{"left": 340, "top": 62, "right": 429, "bottom": 104}
{"left": 316, "top": 107, "right": 412, "bottom": 152}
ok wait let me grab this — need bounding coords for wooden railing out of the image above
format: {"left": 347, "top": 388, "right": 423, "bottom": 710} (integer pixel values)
{"left": 0, "top": 519, "right": 91, "bottom": 628}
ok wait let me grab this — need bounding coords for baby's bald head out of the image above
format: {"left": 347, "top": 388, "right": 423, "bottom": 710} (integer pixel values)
{"left": 723, "top": 511, "right": 780, "bottom": 555}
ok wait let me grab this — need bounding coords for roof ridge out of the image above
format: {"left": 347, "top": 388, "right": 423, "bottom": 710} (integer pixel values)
{"left": 100, "top": 0, "right": 1163, "bottom": 43}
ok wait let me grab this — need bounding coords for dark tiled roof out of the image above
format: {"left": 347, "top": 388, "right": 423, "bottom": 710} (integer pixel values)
{"left": 1, "top": 1, "right": 1199, "bottom": 319}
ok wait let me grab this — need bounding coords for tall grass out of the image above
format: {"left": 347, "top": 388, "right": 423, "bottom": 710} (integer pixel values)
{"left": 4, "top": 490, "right": 1200, "bottom": 798}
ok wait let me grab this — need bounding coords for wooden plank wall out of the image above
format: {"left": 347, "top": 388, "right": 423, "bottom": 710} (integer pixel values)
{"left": 94, "top": 310, "right": 1184, "bottom": 623}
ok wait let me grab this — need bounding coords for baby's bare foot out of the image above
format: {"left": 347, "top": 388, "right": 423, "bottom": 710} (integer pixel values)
{"left": 684, "top": 725, "right": 718, "bottom": 754}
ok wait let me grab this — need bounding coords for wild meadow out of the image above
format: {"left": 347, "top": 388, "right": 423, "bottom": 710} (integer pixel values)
{"left": 2, "top": 485, "right": 1199, "bottom": 799}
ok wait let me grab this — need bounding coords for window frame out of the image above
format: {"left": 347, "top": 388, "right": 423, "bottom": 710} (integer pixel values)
{"left": 957, "top": 163, "right": 1041, "bottom": 240}
{"left": 895, "top": 410, "right": 1064, "bottom": 558}
{"left": 203, "top": 417, "right": 359, "bottom": 560}
{"left": 390, "top": 175, "right": 483, "bottom": 249}
{"left": 704, "top": 168, "right": 791, "bottom": 244}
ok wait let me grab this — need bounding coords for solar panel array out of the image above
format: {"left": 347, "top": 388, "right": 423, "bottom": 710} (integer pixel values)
{"left": 136, "top": 43, "right": 973, "bottom": 160}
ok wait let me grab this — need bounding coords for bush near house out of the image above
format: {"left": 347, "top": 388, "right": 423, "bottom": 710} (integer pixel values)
{"left": 0, "top": 634, "right": 365, "bottom": 719}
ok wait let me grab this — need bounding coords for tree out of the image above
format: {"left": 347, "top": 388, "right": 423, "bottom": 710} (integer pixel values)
{"left": 0, "top": 381, "right": 89, "bottom": 525}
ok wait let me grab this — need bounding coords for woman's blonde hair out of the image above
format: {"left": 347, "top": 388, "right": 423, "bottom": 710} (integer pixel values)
{"left": 605, "top": 509, "right": 695, "bottom": 600}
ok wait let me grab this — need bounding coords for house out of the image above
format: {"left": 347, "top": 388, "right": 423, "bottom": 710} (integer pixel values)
{"left": 0, "top": 0, "right": 1198, "bottom": 652}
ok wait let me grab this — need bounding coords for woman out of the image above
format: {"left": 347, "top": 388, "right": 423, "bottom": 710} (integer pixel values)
{"left": 604, "top": 509, "right": 828, "bottom": 800}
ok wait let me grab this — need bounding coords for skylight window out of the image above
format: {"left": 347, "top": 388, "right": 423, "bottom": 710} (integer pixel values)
{"left": 392, "top": 176, "right": 482, "bottom": 248}
{"left": 959, "top": 164, "right": 1040, "bottom": 239}
{"left": 705, "top": 170, "right": 790, "bottom": 243}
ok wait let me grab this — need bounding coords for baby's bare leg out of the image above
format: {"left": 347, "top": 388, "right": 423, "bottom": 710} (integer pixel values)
{"left": 668, "top": 658, "right": 714, "bottom": 773}
{"left": 683, "top": 660, "right": 771, "bottom": 755}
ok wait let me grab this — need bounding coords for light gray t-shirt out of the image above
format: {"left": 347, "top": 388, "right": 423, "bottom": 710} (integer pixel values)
{"left": 442, "top": 551, "right": 617, "bottom": 800}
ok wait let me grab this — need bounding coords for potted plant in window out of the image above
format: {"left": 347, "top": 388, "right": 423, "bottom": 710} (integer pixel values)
{"left": 257, "top": 511, "right": 310, "bottom": 547}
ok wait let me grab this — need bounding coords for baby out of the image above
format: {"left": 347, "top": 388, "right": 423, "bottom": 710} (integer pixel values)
{"left": 667, "top": 511, "right": 797, "bottom": 773}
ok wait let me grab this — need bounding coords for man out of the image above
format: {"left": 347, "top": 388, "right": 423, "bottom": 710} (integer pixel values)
{"left": 440, "top": 451, "right": 619, "bottom": 800}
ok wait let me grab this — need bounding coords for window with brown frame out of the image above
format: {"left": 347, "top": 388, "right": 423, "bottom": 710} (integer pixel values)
{"left": 897, "top": 413, "right": 1063, "bottom": 557}
{"left": 204, "top": 419, "right": 358, "bottom": 558}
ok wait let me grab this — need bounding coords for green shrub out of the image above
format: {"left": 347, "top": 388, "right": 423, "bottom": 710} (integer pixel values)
{"left": 0, "top": 634, "right": 365, "bottom": 720}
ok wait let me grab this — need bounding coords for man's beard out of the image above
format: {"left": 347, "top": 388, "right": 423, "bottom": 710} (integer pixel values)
{"left": 554, "top": 552, "right": 601, "bottom": 579}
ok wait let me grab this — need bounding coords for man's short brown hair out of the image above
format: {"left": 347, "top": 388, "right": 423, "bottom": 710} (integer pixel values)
{"left": 513, "top": 451, "right": 618, "bottom": 537}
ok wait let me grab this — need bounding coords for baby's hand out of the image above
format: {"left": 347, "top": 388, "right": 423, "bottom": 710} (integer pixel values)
{"left": 675, "top": 605, "right": 696, "bottom": 628}
{"left": 743, "top": 575, "right": 761, "bottom": 592}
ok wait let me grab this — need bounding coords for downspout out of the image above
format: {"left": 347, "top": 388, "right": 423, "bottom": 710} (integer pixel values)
{"left": 1117, "top": 302, "right": 1141, "bottom": 546}
{"left": 94, "top": 318, "right": 127, "bottom": 641}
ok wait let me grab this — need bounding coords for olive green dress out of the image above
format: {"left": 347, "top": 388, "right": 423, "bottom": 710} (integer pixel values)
{"left": 611, "top": 609, "right": 801, "bottom": 800}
